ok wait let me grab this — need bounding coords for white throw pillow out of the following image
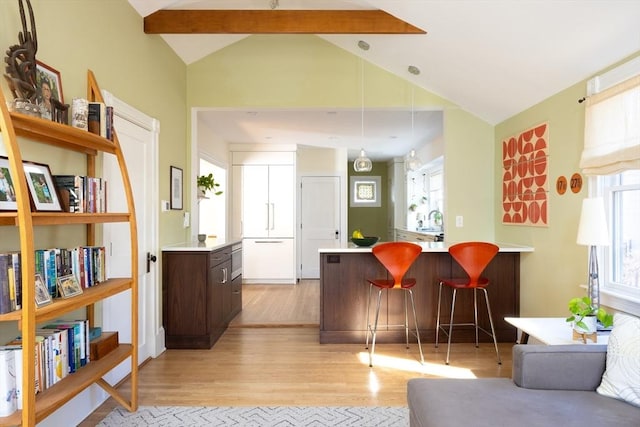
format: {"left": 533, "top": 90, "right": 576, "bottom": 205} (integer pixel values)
{"left": 596, "top": 313, "right": 640, "bottom": 407}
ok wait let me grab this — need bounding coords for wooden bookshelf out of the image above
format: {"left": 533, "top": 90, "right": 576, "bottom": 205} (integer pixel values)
{"left": 0, "top": 71, "right": 138, "bottom": 426}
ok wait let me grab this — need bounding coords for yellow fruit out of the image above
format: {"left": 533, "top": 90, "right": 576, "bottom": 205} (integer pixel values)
{"left": 352, "top": 230, "right": 364, "bottom": 239}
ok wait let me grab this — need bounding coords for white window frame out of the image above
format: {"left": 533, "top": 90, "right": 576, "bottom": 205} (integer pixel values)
{"left": 587, "top": 56, "right": 640, "bottom": 316}
{"left": 594, "top": 175, "right": 640, "bottom": 316}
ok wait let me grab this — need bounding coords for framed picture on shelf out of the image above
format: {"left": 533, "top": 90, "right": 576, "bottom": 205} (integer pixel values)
{"left": 57, "top": 274, "right": 83, "bottom": 298}
{"left": 0, "top": 156, "right": 18, "bottom": 211}
{"left": 170, "top": 165, "right": 183, "bottom": 210}
{"left": 23, "top": 161, "right": 62, "bottom": 212}
{"left": 35, "top": 61, "right": 64, "bottom": 121}
{"left": 35, "top": 274, "right": 52, "bottom": 307}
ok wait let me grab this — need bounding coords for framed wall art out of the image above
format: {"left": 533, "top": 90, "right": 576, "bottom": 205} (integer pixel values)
{"left": 502, "top": 122, "right": 549, "bottom": 226}
{"left": 23, "top": 160, "right": 62, "bottom": 212}
{"left": 170, "top": 166, "right": 183, "bottom": 210}
{"left": 0, "top": 156, "right": 18, "bottom": 211}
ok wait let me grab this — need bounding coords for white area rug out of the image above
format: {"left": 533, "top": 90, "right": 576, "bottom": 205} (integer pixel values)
{"left": 98, "top": 406, "right": 409, "bottom": 426}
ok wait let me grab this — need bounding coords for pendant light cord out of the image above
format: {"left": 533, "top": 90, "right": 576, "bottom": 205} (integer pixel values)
{"left": 361, "top": 58, "right": 364, "bottom": 140}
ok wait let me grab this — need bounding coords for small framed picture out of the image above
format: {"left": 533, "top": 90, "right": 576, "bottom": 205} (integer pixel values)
{"left": 35, "top": 274, "right": 52, "bottom": 307}
{"left": 170, "top": 166, "right": 183, "bottom": 210}
{"left": 36, "top": 61, "right": 64, "bottom": 121}
{"left": 57, "top": 274, "right": 83, "bottom": 298}
{"left": 23, "top": 161, "right": 62, "bottom": 212}
{"left": 0, "top": 156, "right": 18, "bottom": 211}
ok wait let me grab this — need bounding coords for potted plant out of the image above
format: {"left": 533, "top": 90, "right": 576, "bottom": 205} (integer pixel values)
{"left": 565, "top": 296, "right": 613, "bottom": 334}
{"left": 197, "top": 173, "right": 223, "bottom": 198}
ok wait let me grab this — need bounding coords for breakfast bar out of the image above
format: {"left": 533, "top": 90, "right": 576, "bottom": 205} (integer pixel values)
{"left": 319, "top": 242, "right": 533, "bottom": 344}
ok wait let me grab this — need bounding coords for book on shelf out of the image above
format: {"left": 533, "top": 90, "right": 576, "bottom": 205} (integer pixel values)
{"left": 6, "top": 337, "right": 44, "bottom": 394}
{"left": 44, "top": 320, "right": 89, "bottom": 370}
{"left": 106, "top": 105, "right": 114, "bottom": 141}
{"left": 53, "top": 174, "right": 107, "bottom": 213}
{"left": 0, "top": 254, "right": 11, "bottom": 314}
{"left": 11, "top": 252, "right": 21, "bottom": 310}
{"left": 88, "top": 101, "right": 107, "bottom": 138}
{"left": 0, "top": 348, "right": 18, "bottom": 416}
{"left": 53, "top": 175, "right": 84, "bottom": 213}
{"left": 0, "top": 252, "right": 20, "bottom": 314}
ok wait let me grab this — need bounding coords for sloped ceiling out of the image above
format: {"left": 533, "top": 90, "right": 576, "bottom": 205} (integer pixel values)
{"left": 127, "top": 0, "right": 640, "bottom": 160}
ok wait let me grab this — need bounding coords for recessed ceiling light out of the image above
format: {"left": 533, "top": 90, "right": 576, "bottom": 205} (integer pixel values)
{"left": 408, "top": 65, "right": 420, "bottom": 75}
{"left": 358, "top": 40, "right": 370, "bottom": 51}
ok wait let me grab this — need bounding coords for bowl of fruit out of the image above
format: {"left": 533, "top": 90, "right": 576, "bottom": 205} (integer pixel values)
{"left": 350, "top": 230, "right": 379, "bottom": 247}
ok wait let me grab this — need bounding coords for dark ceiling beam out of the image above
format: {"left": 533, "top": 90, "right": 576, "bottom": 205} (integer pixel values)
{"left": 144, "top": 10, "right": 426, "bottom": 34}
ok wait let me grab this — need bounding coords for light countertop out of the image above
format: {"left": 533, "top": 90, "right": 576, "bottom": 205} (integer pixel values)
{"left": 319, "top": 241, "right": 534, "bottom": 253}
{"left": 162, "top": 238, "right": 241, "bottom": 252}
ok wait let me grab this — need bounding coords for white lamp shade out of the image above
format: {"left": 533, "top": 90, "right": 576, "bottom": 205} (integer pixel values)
{"left": 576, "top": 197, "right": 610, "bottom": 246}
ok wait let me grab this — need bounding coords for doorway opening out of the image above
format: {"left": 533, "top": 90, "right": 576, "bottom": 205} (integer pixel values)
{"left": 199, "top": 158, "right": 226, "bottom": 241}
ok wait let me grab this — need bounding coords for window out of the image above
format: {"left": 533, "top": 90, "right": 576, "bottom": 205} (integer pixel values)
{"left": 584, "top": 58, "right": 640, "bottom": 314}
{"left": 598, "top": 171, "right": 640, "bottom": 299}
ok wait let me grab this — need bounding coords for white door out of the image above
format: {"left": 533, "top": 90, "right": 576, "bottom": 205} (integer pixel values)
{"left": 300, "top": 176, "right": 340, "bottom": 278}
{"left": 101, "top": 93, "right": 159, "bottom": 383}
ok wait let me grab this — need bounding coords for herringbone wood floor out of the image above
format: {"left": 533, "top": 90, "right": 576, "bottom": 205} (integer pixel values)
{"left": 78, "top": 280, "right": 514, "bottom": 425}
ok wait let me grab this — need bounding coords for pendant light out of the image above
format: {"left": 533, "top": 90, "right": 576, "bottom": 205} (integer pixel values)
{"left": 354, "top": 56, "right": 372, "bottom": 172}
{"left": 354, "top": 149, "right": 372, "bottom": 172}
{"left": 405, "top": 86, "right": 422, "bottom": 172}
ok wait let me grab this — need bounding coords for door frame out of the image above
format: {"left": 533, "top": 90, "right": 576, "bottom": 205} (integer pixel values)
{"left": 102, "top": 89, "right": 162, "bottom": 359}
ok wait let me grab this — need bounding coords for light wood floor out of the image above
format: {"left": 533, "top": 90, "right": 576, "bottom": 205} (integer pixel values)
{"left": 78, "top": 280, "right": 514, "bottom": 425}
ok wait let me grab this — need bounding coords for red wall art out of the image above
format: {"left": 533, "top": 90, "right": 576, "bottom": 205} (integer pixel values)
{"left": 502, "top": 123, "right": 549, "bottom": 226}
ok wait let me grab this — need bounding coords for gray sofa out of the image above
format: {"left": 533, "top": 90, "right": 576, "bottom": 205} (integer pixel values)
{"left": 408, "top": 345, "right": 640, "bottom": 427}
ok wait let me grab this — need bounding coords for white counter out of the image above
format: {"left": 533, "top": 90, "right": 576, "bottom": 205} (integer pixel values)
{"left": 162, "top": 239, "right": 241, "bottom": 252}
{"left": 319, "top": 241, "right": 534, "bottom": 253}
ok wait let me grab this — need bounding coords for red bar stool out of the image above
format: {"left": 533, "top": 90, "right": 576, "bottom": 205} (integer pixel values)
{"left": 365, "top": 242, "right": 424, "bottom": 367}
{"left": 435, "top": 241, "right": 501, "bottom": 365}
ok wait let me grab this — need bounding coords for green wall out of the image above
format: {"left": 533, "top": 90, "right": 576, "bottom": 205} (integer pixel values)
{"left": 496, "top": 51, "right": 640, "bottom": 316}
{"left": 0, "top": 0, "right": 188, "bottom": 249}
{"left": 186, "top": 35, "right": 496, "bottom": 245}
{"left": 348, "top": 162, "right": 389, "bottom": 240}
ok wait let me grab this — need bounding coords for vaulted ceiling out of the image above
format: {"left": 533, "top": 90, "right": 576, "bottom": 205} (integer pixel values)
{"left": 126, "top": 0, "right": 640, "bottom": 160}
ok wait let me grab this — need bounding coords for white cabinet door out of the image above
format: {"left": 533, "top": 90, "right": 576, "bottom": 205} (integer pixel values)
{"left": 242, "top": 239, "right": 296, "bottom": 283}
{"left": 268, "top": 165, "right": 294, "bottom": 237}
{"left": 240, "top": 164, "right": 294, "bottom": 238}
{"left": 241, "top": 165, "right": 270, "bottom": 238}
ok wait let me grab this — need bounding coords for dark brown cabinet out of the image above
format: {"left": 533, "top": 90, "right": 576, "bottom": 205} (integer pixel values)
{"left": 162, "top": 242, "right": 242, "bottom": 349}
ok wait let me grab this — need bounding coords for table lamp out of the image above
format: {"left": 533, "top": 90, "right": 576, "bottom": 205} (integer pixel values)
{"left": 576, "top": 197, "right": 610, "bottom": 309}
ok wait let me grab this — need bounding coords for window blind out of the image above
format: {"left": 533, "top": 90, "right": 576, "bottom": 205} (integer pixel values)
{"left": 581, "top": 74, "right": 640, "bottom": 175}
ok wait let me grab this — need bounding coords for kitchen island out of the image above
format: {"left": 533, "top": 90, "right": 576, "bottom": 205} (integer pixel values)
{"left": 319, "top": 242, "right": 533, "bottom": 344}
{"left": 162, "top": 239, "right": 242, "bottom": 349}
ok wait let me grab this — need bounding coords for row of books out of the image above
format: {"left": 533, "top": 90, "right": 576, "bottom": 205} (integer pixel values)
{"left": 53, "top": 175, "right": 107, "bottom": 213}
{"left": 0, "top": 319, "right": 90, "bottom": 416}
{"left": 87, "top": 101, "right": 114, "bottom": 141}
{"left": 0, "top": 253, "right": 21, "bottom": 314}
{"left": 0, "top": 247, "right": 106, "bottom": 314}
